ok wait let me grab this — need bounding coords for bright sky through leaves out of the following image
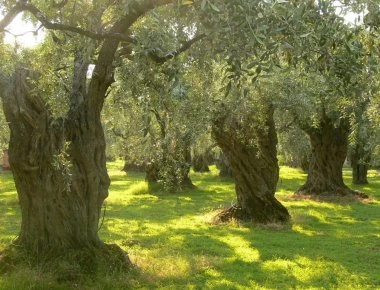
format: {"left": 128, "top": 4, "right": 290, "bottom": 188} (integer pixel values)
{"left": 3, "top": 13, "right": 45, "bottom": 48}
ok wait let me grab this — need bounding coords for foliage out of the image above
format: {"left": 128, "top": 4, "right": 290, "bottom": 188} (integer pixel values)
{"left": 103, "top": 8, "right": 211, "bottom": 189}
{"left": 276, "top": 112, "right": 311, "bottom": 170}
{"left": 0, "top": 162, "right": 379, "bottom": 288}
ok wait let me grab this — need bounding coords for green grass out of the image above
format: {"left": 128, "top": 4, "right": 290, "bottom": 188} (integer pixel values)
{"left": 0, "top": 162, "right": 379, "bottom": 289}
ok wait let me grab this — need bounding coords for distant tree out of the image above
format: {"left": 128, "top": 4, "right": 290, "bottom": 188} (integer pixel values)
{"left": 275, "top": 2, "right": 378, "bottom": 197}
{"left": 276, "top": 112, "right": 311, "bottom": 171}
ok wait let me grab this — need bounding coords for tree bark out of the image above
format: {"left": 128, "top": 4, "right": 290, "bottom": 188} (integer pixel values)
{"left": 212, "top": 105, "right": 289, "bottom": 224}
{"left": 297, "top": 116, "right": 364, "bottom": 196}
{"left": 148, "top": 109, "right": 194, "bottom": 190}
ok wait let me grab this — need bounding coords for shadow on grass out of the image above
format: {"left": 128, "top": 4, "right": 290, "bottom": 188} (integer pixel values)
{"left": 1, "top": 163, "right": 379, "bottom": 288}
{"left": 98, "top": 166, "right": 380, "bottom": 288}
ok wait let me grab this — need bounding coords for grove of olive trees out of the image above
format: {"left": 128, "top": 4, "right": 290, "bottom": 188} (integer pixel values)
{"left": 0, "top": 0, "right": 379, "bottom": 281}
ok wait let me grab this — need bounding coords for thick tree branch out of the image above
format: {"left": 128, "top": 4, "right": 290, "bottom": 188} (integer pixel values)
{"left": 1, "top": 0, "right": 177, "bottom": 43}
{"left": 3, "top": 24, "right": 43, "bottom": 38}
{"left": 0, "top": 2, "right": 25, "bottom": 31}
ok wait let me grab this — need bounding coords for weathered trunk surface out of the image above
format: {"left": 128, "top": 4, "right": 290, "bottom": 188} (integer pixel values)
{"left": 212, "top": 106, "right": 289, "bottom": 224}
{"left": 297, "top": 117, "right": 364, "bottom": 197}
{"left": 350, "top": 145, "right": 369, "bottom": 185}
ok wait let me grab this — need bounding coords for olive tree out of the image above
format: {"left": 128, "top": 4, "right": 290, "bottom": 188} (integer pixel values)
{"left": 0, "top": 0, "right": 203, "bottom": 268}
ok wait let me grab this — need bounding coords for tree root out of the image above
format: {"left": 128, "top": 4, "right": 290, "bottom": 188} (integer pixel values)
{"left": 0, "top": 242, "right": 133, "bottom": 281}
{"left": 295, "top": 185, "right": 369, "bottom": 201}
{"left": 212, "top": 203, "right": 290, "bottom": 225}
{"left": 212, "top": 204, "right": 246, "bottom": 224}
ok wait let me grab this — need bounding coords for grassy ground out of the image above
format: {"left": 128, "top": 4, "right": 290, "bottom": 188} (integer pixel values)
{"left": 0, "top": 162, "right": 379, "bottom": 289}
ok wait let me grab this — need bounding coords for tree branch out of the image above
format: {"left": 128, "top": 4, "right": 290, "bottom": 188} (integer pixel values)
{"left": 0, "top": 2, "right": 26, "bottom": 31}
{"left": 3, "top": 25, "right": 43, "bottom": 38}
{"left": 1, "top": 0, "right": 177, "bottom": 43}
{"left": 148, "top": 33, "right": 206, "bottom": 64}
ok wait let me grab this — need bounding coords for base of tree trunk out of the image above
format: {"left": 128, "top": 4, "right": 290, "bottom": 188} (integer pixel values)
{"left": 0, "top": 242, "right": 132, "bottom": 281}
{"left": 123, "top": 161, "right": 146, "bottom": 172}
{"left": 295, "top": 185, "right": 369, "bottom": 199}
{"left": 147, "top": 177, "right": 196, "bottom": 193}
{"left": 213, "top": 203, "right": 289, "bottom": 225}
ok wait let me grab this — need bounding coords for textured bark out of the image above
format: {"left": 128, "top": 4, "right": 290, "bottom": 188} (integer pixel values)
{"left": 212, "top": 105, "right": 289, "bottom": 224}
{"left": 159, "top": 143, "right": 194, "bottom": 190}
{"left": 297, "top": 117, "right": 363, "bottom": 196}
{"left": 350, "top": 145, "right": 370, "bottom": 185}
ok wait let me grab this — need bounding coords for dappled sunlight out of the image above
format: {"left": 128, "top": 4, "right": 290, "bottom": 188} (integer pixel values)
{"left": 1, "top": 164, "right": 380, "bottom": 288}
{"left": 292, "top": 224, "right": 325, "bottom": 236}
{"left": 261, "top": 255, "right": 367, "bottom": 287}
{"left": 217, "top": 235, "right": 260, "bottom": 263}
{"left": 276, "top": 166, "right": 307, "bottom": 195}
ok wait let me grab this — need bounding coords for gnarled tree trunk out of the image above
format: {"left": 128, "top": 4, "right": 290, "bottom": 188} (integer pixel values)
{"left": 1, "top": 64, "right": 130, "bottom": 270}
{"left": 297, "top": 117, "right": 363, "bottom": 196}
{"left": 212, "top": 105, "right": 289, "bottom": 224}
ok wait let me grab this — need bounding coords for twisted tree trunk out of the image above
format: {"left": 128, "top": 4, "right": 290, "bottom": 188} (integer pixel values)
{"left": 212, "top": 105, "right": 289, "bottom": 224}
{"left": 297, "top": 116, "right": 365, "bottom": 197}
{"left": 1, "top": 63, "right": 130, "bottom": 270}
{"left": 0, "top": 0, "right": 202, "bottom": 271}
{"left": 0, "top": 21, "right": 132, "bottom": 269}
